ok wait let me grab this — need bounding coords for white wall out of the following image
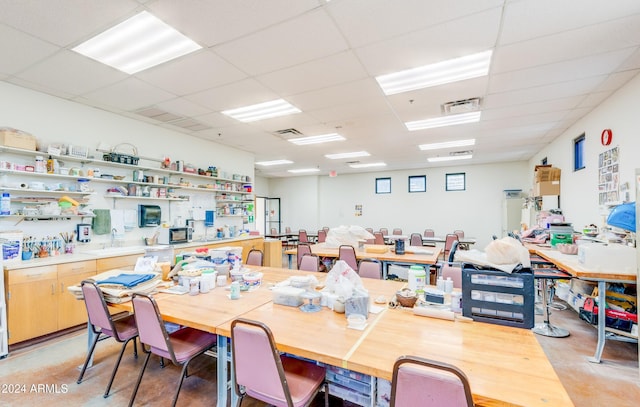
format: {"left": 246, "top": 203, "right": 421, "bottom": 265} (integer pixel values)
{"left": 267, "top": 161, "right": 529, "bottom": 249}
{"left": 529, "top": 72, "right": 640, "bottom": 230}
{"left": 0, "top": 82, "right": 255, "bottom": 247}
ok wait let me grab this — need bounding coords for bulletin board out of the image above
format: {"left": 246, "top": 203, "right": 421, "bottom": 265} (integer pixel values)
{"left": 598, "top": 146, "right": 619, "bottom": 205}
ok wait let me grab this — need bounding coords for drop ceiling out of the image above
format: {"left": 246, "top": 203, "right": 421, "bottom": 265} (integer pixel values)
{"left": 1, "top": 0, "right": 639, "bottom": 178}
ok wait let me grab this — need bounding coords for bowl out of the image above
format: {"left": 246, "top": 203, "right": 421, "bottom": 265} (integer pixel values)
{"left": 347, "top": 314, "right": 367, "bottom": 329}
{"left": 242, "top": 271, "right": 263, "bottom": 288}
{"left": 556, "top": 243, "right": 578, "bottom": 255}
{"left": 113, "top": 175, "right": 125, "bottom": 180}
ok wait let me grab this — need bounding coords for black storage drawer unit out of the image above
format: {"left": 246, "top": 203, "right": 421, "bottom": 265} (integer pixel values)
{"left": 461, "top": 264, "right": 535, "bottom": 329}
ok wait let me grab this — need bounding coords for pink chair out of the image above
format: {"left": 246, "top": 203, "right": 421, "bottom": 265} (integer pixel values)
{"left": 246, "top": 249, "right": 263, "bottom": 266}
{"left": 231, "top": 318, "right": 328, "bottom": 407}
{"left": 380, "top": 228, "right": 389, "bottom": 236}
{"left": 410, "top": 233, "right": 423, "bottom": 246}
{"left": 129, "top": 293, "right": 217, "bottom": 407}
{"left": 390, "top": 355, "right": 473, "bottom": 407}
{"left": 338, "top": 245, "right": 358, "bottom": 271}
{"left": 298, "top": 229, "right": 309, "bottom": 243}
{"left": 423, "top": 229, "right": 436, "bottom": 247}
{"left": 453, "top": 230, "right": 465, "bottom": 239}
{"left": 442, "top": 234, "right": 459, "bottom": 260}
{"left": 365, "top": 227, "right": 374, "bottom": 234}
{"left": 297, "top": 244, "right": 312, "bottom": 269}
{"left": 392, "top": 228, "right": 402, "bottom": 235}
{"left": 317, "top": 229, "right": 327, "bottom": 243}
{"left": 299, "top": 253, "right": 320, "bottom": 272}
{"left": 373, "top": 231, "right": 385, "bottom": 245}
{"left": 358, "top": 259, "right": 382, "bottom": 279}
{"left": 78, "top": 280, "right": 138, "bottom": 398}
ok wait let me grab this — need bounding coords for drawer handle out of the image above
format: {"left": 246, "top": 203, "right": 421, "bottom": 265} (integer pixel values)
{"left": 51, "top": 283, "right": 55, "bottom": 295}
{"left": 71, "top": 267, "right": 84, "bottom": 271}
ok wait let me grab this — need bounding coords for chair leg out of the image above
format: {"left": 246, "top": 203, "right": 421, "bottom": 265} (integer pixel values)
{"left": 132, "top": 337, "right": 138, "bottom": 358}
{"left": 324, "top": 381, "right": 329, "bottom": 407}
{"left": 77, "top": 332, "right": 101, "bottom": 384}
{"left": 104, "top": 337, "right": 135, "bottom": 398}
{"left": 128, "top": 350, "right": 152, "bottom": 407}
{"left": 171, "top": 360, "right": 192, "bottom": 407}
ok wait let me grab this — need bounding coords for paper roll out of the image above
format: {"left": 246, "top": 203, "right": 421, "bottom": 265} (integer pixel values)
{"left": 413, "top": 307, "right": 455, "bottom": 321}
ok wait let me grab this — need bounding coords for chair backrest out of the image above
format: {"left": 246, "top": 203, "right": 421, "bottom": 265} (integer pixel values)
{"left": 81, "top": 280, "right": 118, "bottom": 336}
{"left": 448, "top": 240, "right": 459, "bottom": 263}
{"left": 365, "top": 227, "right": 374, "bottom": 234}
{"left": 297, "top": 244, "right": 312, "bottom": 268}
{"left": 392, "top": 228, "right": 402, "bottom": 235}
{"left": 390, "top": 355, "right": 474, "bottom": 407}
{"left": 443, "top": 234, "right": 459, "bottom": 257}
{"left": 131, "top": 293, "right": 177, "bottom": 364}
{"left": 317, "top": 229, "right": 327, "bottom": 243}
{"left": 298, "top": 229, "right": 309, "bottom": 243}
{"left": 246, "top": 249, "right": 263, "bottom": 266}
{"left": 410, "top": 233, "right": 423, "bottom": 246}
{"left": 338, "top": 245, "right": 358, "bottom": 270}
{"left": 270, "top": 227, "right": 278, "bottom": 235}
{"left": 358, "top": 259, "right": 382, "bottom": 279}
{"left": 299, "top": 253, "right": 320, "bottom": 272}
{"left": 231, "top": 318, "right": 292, "bottom": 405}
{"left": 322, "top": 226, "right": 330, "bottom": 232}
{"left": 373, "top": 231, "right": 385, "bottom": 245}
{"left": 453, "top": 230, "right": 465, "bottom": 239}
{"left": 441, "top": 263, "right": 462, "bottom": 289}
{"left": 423, "top": 229, "right": 435, "bottom": 237}
{"left": 380, "top": 228, "right": 389, "bottom": 236}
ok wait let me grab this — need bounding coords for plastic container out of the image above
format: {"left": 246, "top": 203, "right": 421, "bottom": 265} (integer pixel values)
{"left": 407, "top": 265, "right": 426, "bottom": 293}
{"left": 272, "top": 286, "right": 305, "bottom": 307}
{"left": 1, "top": 192, "right": 10, "bottom": 215}
{"left": 34, "top": 155, "right": 46, "bottom": 173}
{"left": 242, "top": 271, "right": 263, "bottom": 289}
{"left": 230, "top": 281, "right": 240, "bottom": 300}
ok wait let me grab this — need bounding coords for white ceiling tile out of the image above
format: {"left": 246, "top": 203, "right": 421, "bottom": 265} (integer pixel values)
{"left": 16, "top": 49, "right": 127, "bottom": 96}
{"left": 82, "top": 77, "right": 175, "bottom": 111}
{"left": 287, "top": 79, "right": 383, "bottom": 111}
{"left": 257, "top": 51, "right": 368, "bottom": 96}
{"left": 185, "top": 79, "right": 277, "bottom": 111}
{"left": 592, "top": 70, "right": 640, "bottom": 93}
{"left": 214, "top": 9, "right": 348, "bottom": 76}
{"left": 136, "top": 50, "right": 247, "bottom": 96}
{"left": 0, "top": 24, "right": 60, "bottom": 75}
{"left": 154, "top": 97, "right": 210, "bottom": 118}
{"left": 0, "top": 0, "right": 139, "bottom": 47}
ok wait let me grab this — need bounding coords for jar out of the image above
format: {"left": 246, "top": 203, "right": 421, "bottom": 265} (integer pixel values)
{"left": 189, "top": 277, "right": 200, "bottom": 296}
{"left": 77, "top": 179, "right": 91, "bottom": 192}
{"left": 230, "top": 281, "right": 240, "bottom": 300}
{"left": 35, "top": 156, "right": 46, "bottom": 173}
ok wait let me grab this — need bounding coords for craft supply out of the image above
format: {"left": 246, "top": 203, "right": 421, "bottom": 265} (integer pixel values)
{"left": 230, "top": 281, "right": 240, "bottom": 299}
{"left": 413, "top": 307, "right": 455, "bottom": 321}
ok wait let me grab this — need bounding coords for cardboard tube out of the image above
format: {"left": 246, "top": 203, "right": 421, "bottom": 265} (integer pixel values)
{"left": 413, "top": 307, "right": 455, "bottom": 321}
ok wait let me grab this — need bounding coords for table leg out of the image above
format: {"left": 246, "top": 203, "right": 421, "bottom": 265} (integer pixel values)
{"left": 288, "top": 253, "right": 293, "bottom": 269}
{"left": 216, "top": 335, "right": 228, "bottom": 407}
{"left": 588, "top": 281, "right": 607, "bottom": 363}
{"left": 78, "top": 321, "right": 96, "bottom": 370}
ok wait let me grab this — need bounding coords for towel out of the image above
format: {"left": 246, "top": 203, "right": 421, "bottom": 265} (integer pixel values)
{"left": 110, "top": 209, "right": 125, "bottom": 238}
{"left": 92, "top": 209, "right": 112, "bottom": 235}
{"left": 96, "top": 273, "right": 155, "bottom": 288}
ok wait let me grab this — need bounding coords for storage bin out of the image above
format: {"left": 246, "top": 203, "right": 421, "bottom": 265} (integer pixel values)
{"left": 272, "top": 286, "right": 305, "bottom": 307}
{"left": 462, "top": 264, "right": 535, "bottom": 329}
{"left": 328, "top": 382, "right": 371, "bottom": 406}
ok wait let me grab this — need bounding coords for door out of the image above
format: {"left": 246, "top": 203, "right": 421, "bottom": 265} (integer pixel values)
{"left": 502, "top": 197, "right": 525, "bottom": 237}
{"left": 256, "top": 197, "right": 281, "bottom": 235}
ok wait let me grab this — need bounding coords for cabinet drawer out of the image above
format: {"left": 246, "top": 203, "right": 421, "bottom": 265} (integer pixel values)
{"left": 97, "top": 254, "right": 140, "bottom": 271}
{"left": 7, "top": 266, "right": 57, "bottom": 284}
{"left": 58, "top": 260, "right": 97, "bottom": 277}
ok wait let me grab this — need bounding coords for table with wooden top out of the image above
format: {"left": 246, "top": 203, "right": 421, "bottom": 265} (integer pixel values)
{"left": 108, "top": 266, "right": 572, "bottom": 407}
{"left": 526, "top": 245, "right": 638, "bottom": 364}
{"left": 284, "top": 243, "right": 441, "bottom": 276}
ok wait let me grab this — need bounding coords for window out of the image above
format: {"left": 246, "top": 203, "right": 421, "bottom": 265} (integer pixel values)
{"left": 408, "top": 175, "right": 426, "bottom": 192}
{"left": 446, "top": 173, "right": 466, "bottom": 191}
{"left": 574, "top": 133, "right": 585, "bottom": 171}
{"left": 375, "top": 177, "right": 391, "bottom": 194}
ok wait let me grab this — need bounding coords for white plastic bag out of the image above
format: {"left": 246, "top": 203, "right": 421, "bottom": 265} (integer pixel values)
{"left": 325, "top": 225, "right": 374, "bottom": 248}
{"left": 323, "top": 260, "right": 366, "bottom": 299}
{"left": 485, "top": 237, "right": 530, "bottom": 267}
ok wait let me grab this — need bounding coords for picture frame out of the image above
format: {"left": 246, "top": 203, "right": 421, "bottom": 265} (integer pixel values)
{"left": 408, "top": 175, "right": 426, "bottom": 193}
{"left": 446, "top": 172, "right": 466, "bottom": 191}
{"left": 375, "top": 177, "right": 391, "bottom": 194}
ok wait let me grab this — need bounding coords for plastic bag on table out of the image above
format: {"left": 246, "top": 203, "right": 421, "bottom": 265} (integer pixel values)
{"left": 323, "top": 260, "right": 366, "bottom": 299}
{"left": 485, "top": 237, "right": 531, "bottom": 267}
{"left": 325, "top": 225, "right": 374, "bottom": 248}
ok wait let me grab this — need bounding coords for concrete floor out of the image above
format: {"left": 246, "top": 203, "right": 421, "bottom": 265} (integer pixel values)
{"left": 1, "top": 298, "right": 638, "bottom": 406}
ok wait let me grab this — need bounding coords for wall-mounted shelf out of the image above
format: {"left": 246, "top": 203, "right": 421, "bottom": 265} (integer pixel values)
{"left": 104, "top": 195, "right": 189, "bottom": 201}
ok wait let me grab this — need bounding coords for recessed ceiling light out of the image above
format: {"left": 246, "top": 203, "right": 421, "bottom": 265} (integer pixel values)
{"left": 288, "top": 133, "right": 345, "bottom": 145}
{"left": 255, "top": 159, "right": 294, "bottom": 166}
{"left": 375, "top": 50, "right": 492, "bottom": 95}
{"left": 287, "top": 168, "right": 321, "bottom": 174}
{"left": 406, "top": 112, "right": 481, "bottom": 131}
{"left": 72, "top": 11, "right": 202, "bottom": 74}
{"left": 325, "top": 151, "right": 370, "bottom": 160}
{"left": 419, "top": 139, "right": 476, "bottom": 151}
{"left": 349, "top": 162, "right": 387, "bottom": 168}
{"left": 222, "top": 99, "right": 301, "bottom": 123}
{"left": 427, "top": 154, "right": 473, "bottom": 163}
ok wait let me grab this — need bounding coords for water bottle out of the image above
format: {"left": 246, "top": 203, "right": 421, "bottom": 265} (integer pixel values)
{"left": 1, "top": 192, "right": 10, "bottom": 215}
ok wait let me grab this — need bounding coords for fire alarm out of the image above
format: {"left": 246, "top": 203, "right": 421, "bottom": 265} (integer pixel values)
{"left": 601, "top": 129, "right": 613, "bottom": 146}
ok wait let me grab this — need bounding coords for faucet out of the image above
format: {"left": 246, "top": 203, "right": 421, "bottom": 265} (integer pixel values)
{"left": 111, "top": 228, "right": 117, "bottom": 247}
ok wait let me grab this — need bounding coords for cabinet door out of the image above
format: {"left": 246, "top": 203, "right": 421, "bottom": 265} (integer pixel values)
{"left": 6, "top": 266, "right": 58, "bottom": 345}
{"left": 58, "top": 260, "right": 97, "bottom": 330}
{"left": 97, "top": 254, "right": 140, "bottom": 272}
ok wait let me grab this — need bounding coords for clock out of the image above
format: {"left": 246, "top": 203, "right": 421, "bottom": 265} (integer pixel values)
{"left": 601, "top": 129, "right": 613, "bottom": 146}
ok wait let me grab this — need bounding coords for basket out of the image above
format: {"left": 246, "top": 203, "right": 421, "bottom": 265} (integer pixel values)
{"left": 396, "top": 288, "right": 418, "bottom": 308}
{"left": 103, "top": 143, "right": 139, "bottom": 165}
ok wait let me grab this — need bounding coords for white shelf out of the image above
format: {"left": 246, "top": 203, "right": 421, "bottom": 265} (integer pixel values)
{"left": 0, "top": 187, "right": 92, "bottom": 196}
{"left": 104, "top": 195, "right": 188, "bottom": 201}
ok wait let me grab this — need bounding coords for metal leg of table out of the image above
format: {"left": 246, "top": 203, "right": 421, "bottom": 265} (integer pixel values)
{"left": 288, "top": 254, "right": 294, "bottom": 269}
{"left": 78, "top": 321, "right": 96, "bottom": 370}
{"left": 216, "top": 335, "right": 228, "bottom": 407}
{"left": 588, "top": 281, "right": 607, "bottom": 363}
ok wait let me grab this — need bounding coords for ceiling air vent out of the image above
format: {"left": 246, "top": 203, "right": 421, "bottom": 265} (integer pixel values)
{"left": 134, "top": 107, "right": 183, "bottom": 122}
{"left": 450, "top": 150, "right": 473, "bottom": 156}
{"left": 273, "top": 128, "right": 304, "bottom": 140}
{"left": 442, "top": 98, "right": 481, "bottom": 115}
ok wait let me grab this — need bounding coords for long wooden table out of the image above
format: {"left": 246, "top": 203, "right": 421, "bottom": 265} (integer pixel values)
{"left": 284, "top": 243, "right": 441, "bottom": 276}
{"left": 527, "top": 244, "right": 638, "bottom": 364}
{"left": 109, "top": 266, "right": 572, "bottom": 407}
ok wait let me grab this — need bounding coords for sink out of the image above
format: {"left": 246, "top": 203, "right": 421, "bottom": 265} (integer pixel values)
{"left": 82, "top": 246, "right": 147, "bottom": 257}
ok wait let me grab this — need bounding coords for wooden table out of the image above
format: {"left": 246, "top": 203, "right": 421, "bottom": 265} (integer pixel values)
{"left": 527, "top": 245, "right": 637, "bottom": 364}
{"left": 284, "top": 243, "right": 441, "bottom": 276}
{"left": 423, "top": 235, "right": 477, "bottom": 245}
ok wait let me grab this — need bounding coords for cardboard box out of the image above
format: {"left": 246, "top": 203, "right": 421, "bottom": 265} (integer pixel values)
{"left": 534, "top": 165, "right": 561, "bottom": 182}
{"left": 534, "top": 180, "right": 560, "bottom": 196}
{"left": 0, "top": 128, "right": 37, "bottom": 151}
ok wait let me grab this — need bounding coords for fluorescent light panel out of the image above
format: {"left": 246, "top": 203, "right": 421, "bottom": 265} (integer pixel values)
{"left": 255, "top": 159, "right": 293, "bottom": 166}
{"left": 222, "top": 99, "right": 301, "bottom": 123}
{"left": 287, "top": 168, "right": 320, "bottom": 174}
{"left": 419, "top": 139, "right": 476, "bottom": 151}
{"left": 349, "top": 162, "right": 387, "bottom": 168}
{"left": 427, "top": 154, "right": 473, "bottom": 163}
{"left": 325, "top": 151, "right": 370, "bottom": 160}
{"left": 376, "top": 50, "right": 492, "bottom": 95}
{"left": 72, "top": 11, "right": 201, "bottom": 74}
{"left": 288, "top": 133, "right": 345, "bottom": 145}
{"left": 406, "top": 111, "right": 481, "bottom": 131}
